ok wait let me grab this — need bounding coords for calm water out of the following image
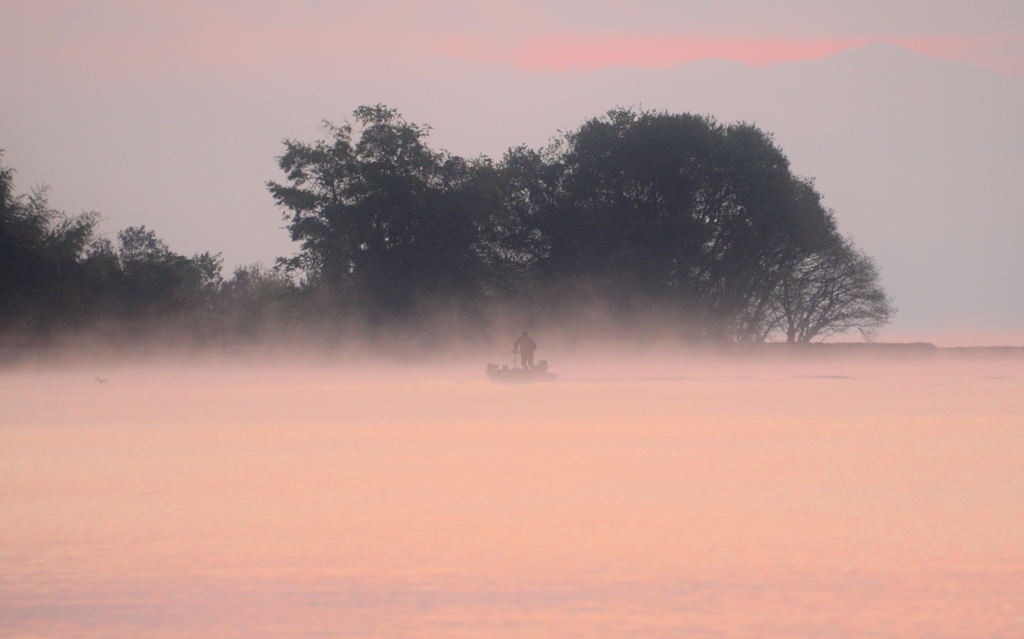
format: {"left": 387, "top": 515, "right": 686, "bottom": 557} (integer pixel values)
{"left": 2, "top": 355, "right": 1023, "bottom": 638}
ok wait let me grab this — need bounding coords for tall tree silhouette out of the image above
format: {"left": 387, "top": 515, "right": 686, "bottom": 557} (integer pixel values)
{"left": 269, "top": 106, "right": 502, "bottom": 316}
{"left": 0, "top": 153, "right": 102, "bottom": 329}
{"left": 768, "top": 236, "right": 894, "bottom": 342}
{"left": 497, "top": 109, "right": 846, "bottom": 339}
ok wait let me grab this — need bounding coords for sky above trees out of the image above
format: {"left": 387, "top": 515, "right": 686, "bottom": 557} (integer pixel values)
{"left": 2, "top": 1, "right": 1022, "bottom": 343}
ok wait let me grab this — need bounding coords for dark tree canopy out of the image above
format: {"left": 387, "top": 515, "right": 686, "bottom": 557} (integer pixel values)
{"left": 1, "top": 155, "right": 103, "bottom": 327}
{"left": 0, "top": 105, "right": 893, "bottom": 345}
{"left": 0, "top": 153, "right": 235, "bottom": 336}
{"left": 498, "top": 109, "right": 851, "bottom": 339}
{"left": 266, "top": 105, "right": 893, "bottom": 341}
{"left": 268, "top": 106, "right": 503, "bottom": 316}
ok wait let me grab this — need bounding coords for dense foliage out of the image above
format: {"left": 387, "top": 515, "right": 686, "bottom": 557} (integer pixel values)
{"left": 267, "top": 106, "right": 506, "bottom": 316}
{"left": 0, "top": 152, "right": 294, "bottom": 340}
{"left": 0, "top": 107, "right": 894, "bottom": 345}
{"left": 272, "top": 107, "right": 893, "bottom": 341}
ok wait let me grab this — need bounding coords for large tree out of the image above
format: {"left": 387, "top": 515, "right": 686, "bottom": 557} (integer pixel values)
{"left": 268, "top": 105, "right": 504, "bottom": 316}
{"left": 270, "top": 106, "right": 894, "bottom": 340}
{"left": 497, "top": 109, "right": 845, "bottom": 339}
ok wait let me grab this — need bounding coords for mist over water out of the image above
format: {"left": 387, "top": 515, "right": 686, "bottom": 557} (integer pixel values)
{"left": 4, "top": 2, "right": 1022, "bottom": 635}
{"left": 2, "top": 347, "right": 1022, "bottom": 638}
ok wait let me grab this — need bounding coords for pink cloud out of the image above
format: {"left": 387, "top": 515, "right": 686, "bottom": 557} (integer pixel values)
{"left": 8, "top": 0, "right": 1020, "bottom": 85}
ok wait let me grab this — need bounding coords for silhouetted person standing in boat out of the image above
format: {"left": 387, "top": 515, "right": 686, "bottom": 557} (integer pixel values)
{"left": 514, "top": 331, "right": 537, "bottom": 371}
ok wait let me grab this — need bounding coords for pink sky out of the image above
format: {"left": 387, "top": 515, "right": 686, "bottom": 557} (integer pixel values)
{"left": 437, "top": 33, "right": 1021, "bottom": 74}
{"left": 4, "top": 2, "right": 1023, "bottom": 80}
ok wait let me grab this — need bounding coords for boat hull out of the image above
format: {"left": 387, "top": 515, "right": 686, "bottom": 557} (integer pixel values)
{"left": 485, "top": 369, "right": 558, "bottom": 383}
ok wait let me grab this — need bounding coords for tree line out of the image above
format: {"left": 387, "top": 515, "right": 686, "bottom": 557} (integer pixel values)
{"left": 0, "top": 106, "right": 894, "bottom": 345}
{"left": 0, "top": 156, "right": 296, "bottom": 342}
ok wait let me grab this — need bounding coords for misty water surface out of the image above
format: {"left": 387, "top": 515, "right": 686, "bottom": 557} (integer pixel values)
{"left": 2, "top": 353, "right": 1022, "bottom": 638}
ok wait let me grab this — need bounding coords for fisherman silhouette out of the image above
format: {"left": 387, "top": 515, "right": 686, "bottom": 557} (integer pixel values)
{"left": 513, "top": 331, "right": 537, "bottom": 371}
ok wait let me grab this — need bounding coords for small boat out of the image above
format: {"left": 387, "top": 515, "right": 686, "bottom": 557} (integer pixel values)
{"left": 486, "top": 360, "right": 558, "bottom": 383}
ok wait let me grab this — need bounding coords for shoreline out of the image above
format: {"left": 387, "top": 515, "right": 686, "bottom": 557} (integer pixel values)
{"left": 2, "top": 338, "right": 1023, "bottom": 373}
